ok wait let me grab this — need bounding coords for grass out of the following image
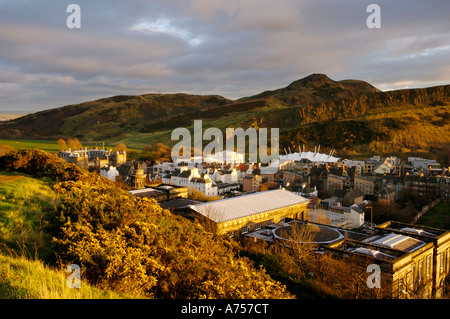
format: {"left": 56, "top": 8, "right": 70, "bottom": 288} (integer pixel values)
{"left": 0, "top": 170, "right": 60, "bottom": 258}
{"left": 0, "top": 253, "right": 135, "bottom": 299}
{"left": 0, "top": 139, "right": 60, "bottom": 153}
{"left": 416, "top": 202, "right": 450, "bottom": 230}
{"left": 0, "top": 139, "right": 143, "bottom": 156}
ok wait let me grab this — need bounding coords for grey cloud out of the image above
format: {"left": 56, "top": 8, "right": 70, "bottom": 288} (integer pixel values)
{"left": 0, "top": 0, "right": 449, "bottom": 113}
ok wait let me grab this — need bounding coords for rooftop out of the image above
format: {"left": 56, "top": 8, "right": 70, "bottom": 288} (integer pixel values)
{"left": 363, "top": 233, "right": 426, "bottom": 253}
{"left": 189, "top": 189, "right": 309, "bottom": 223}
{"left": 274, "top": 221, "right": 344, "bottom": 244}
{"left": 280, "top": 151, "right": 340, "bottom": 163}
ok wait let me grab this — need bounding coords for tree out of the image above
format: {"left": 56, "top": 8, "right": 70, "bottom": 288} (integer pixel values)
{"left": 57, "top": 138, "right": 68, "bottom": 151}
{"left": 142, "top": 143, "right": 172, "bottom": 163}
{"left": 115, "top": 143, "right": 128, "bottom": 152}
{"left": 67, "top": 138, "right": 82, "bottom": 150}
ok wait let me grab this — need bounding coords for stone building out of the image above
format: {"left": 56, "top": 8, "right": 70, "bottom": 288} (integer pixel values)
{"left": 129, "top": 162, "right": 146, "bottom": 189}
{"left": 117, "top": 161, "right": 148, "bottom": 189}
{"left": 189, "top": 189, "right": 309, "bottom": 238}
{"left": 58, "top": 148, "right": 127, "bottom": 169}
{"left": 325, "top": 221, "right": 450, "bottom": 299}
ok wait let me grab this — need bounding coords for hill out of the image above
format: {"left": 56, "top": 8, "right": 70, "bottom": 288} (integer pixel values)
{"left": 0, "top": 74, "right": 449, "bottom": 162}
{"left": 239, "top": 73, "right": 380, "bottom": 105}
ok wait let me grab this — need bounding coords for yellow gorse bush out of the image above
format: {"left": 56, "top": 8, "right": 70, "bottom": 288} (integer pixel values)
{"left": 1, "top": 149, "right": 292, "bottom": 299}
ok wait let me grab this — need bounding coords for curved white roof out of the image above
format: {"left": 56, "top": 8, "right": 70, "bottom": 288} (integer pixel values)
{"left": 280, "top": 151, "right": 340, "bottom": 163}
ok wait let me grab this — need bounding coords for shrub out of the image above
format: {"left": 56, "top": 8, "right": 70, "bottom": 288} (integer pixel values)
{"left": 0, "top": 149, "right": 292, "bottom": 298}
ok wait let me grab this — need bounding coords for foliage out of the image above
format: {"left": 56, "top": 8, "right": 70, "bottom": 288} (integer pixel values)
{"left": 0, "top": 149, "right": 292, "bottom": 299}
{"left": 242, "top": 230, "right": 390, "bottom": 299}
{"left": 66, "top": 138, "right": 83, "bottom": 151}
{"left": 141, "top": 143, "right": 172, "bottom": 163}
{"left": 0, "top": 149, "right": 87, "bottom": 182}
{"left": 188, "top": 189, "right": 222, "bottom": 202}
{"left": 0, "top": 144, "right": 15, "bottom": 156}
{"left": 57, "top": 138, "right": 67, "bottom": 151}
{"left": 114, "top": 143, "right": 128, "bottom": 152}
{"left": 372, "top": 201, "right": 418, "bottom": 224}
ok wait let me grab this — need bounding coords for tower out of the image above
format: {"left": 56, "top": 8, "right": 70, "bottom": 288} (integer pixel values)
{"left": 130, "top": 162, "right": 146, "bottom": 189}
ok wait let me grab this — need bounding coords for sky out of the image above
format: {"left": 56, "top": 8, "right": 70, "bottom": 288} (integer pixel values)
{"left": 1, "top": 0, "right": 450, "bottom": 113}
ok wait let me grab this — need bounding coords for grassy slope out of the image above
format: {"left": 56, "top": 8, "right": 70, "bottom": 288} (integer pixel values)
{"left": 416, "top": 202, "right": 450, "bottom": 230}
{"left": 0, "top": 253, "right": 135, "bottom": 299}
{"left": 0, "top": 170, "right": 139, "bottom": 299}
{"left": 0, "top": 170, "right": 58, "bottom": 257}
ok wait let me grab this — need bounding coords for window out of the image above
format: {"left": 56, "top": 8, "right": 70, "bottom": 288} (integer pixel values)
{"left": 399, "top": 278, "right": 406, "bottom": 299}
{"left": 255, "top": 223, "right": 262, "bottom": 230}
{"left": 440, "top": 253, "right": 445, "bottom": 275}
{"left": 418, "top": 259, "right": 423, "bottom": 283}
{"left": 447, "top": 248, "right": 450, "bottom": 273}
{"left": 410, "top": 265, "right": 415, "bottom": 291}
{"left": 241, "top": 226, "right": 249, "bottom": 234}
{"left": 426, "top": 255, "right": 431, "bottom": 278}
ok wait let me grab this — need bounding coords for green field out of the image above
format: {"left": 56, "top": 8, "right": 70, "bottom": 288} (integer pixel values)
{"left": 0, "top": 139, "right": 143, "bottom": 155}
{"left": 416, "top": 202, "right": 450, "bottom": 230}
{"left": 0, "top": 139, "right": 60, "bottom": 153}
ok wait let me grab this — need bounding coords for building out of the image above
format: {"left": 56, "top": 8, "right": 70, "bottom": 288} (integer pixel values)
{"left": 381, "top": 176, "right": 405, "bottom": 201}
{"left": 279, "top": 149, "right": 340, "bottom": 164}
{"left": 128, "top": 184, "right": 188, "bottom": 203}
{"left": 354, "top": 175, "right": 381, "bottom": 196}
{"left": 372, "top": 156, "right": 403, "bottom": 176}
{"left": 242, "top": 174, "right": 262, "bottom": 193}
{"left": 438, "top": 176, "right": 450, "bottom": 201}
{"left": 325, "top": 221, "right": 450, "bottom": 299}
{"left": 327, "top": 174, "right": 346, "bottom": 196}
{"left": 189, "top": 189, "right": 309, "bottom": 237}
{"left": 364, "top": 156, "right": 379, "bottom": 174}
{"left": 58, "top": 148, "right": 127, "bottom": 169}
{"left": 163, "top": 167, "right": 219, "bottom": 196}
{"left": 342, "top": 188, "right": 364, "bottom": 207}
{"left": 117, "top": 161, "right": 148, "bottom": 189}
{"left": 129, "top": 162, "right": 147, "bottom": 189}
{"left": 376, "top": 186, "right": 397, "bottom": 205}
{"left": 100, "top": 165, "right": 120, "bottom": 182}
{"left": 404, "top": 174, "right": 438, "bottom": 198}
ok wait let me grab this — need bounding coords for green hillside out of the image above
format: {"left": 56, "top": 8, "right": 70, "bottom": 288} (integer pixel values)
{"left": 0, "top": 74, "right": 449, "bottom": 162}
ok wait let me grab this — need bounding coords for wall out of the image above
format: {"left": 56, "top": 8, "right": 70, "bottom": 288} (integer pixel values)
{"left": 200, "top": 202, "right": 308, "bottom": 237}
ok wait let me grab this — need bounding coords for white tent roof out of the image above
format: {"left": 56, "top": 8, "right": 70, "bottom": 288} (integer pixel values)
{"left": 190, "top": 189, "right": 309, "bottom": 223}
{"left": 279, "top": 151, "right": 340, "bottom": 163}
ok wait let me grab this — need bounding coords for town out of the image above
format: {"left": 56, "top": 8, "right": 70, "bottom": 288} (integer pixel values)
{"left": 58, "top": 145, "right": 450, "bottom": 298}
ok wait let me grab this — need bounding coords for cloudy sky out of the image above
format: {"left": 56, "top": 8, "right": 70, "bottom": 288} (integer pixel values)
{"left": 1, "top": 0, "right": 450, "bottom": 113}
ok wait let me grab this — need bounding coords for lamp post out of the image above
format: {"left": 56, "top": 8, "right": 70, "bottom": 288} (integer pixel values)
{"left": 367, "top": 205, "right": 373, "bottom": 235}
